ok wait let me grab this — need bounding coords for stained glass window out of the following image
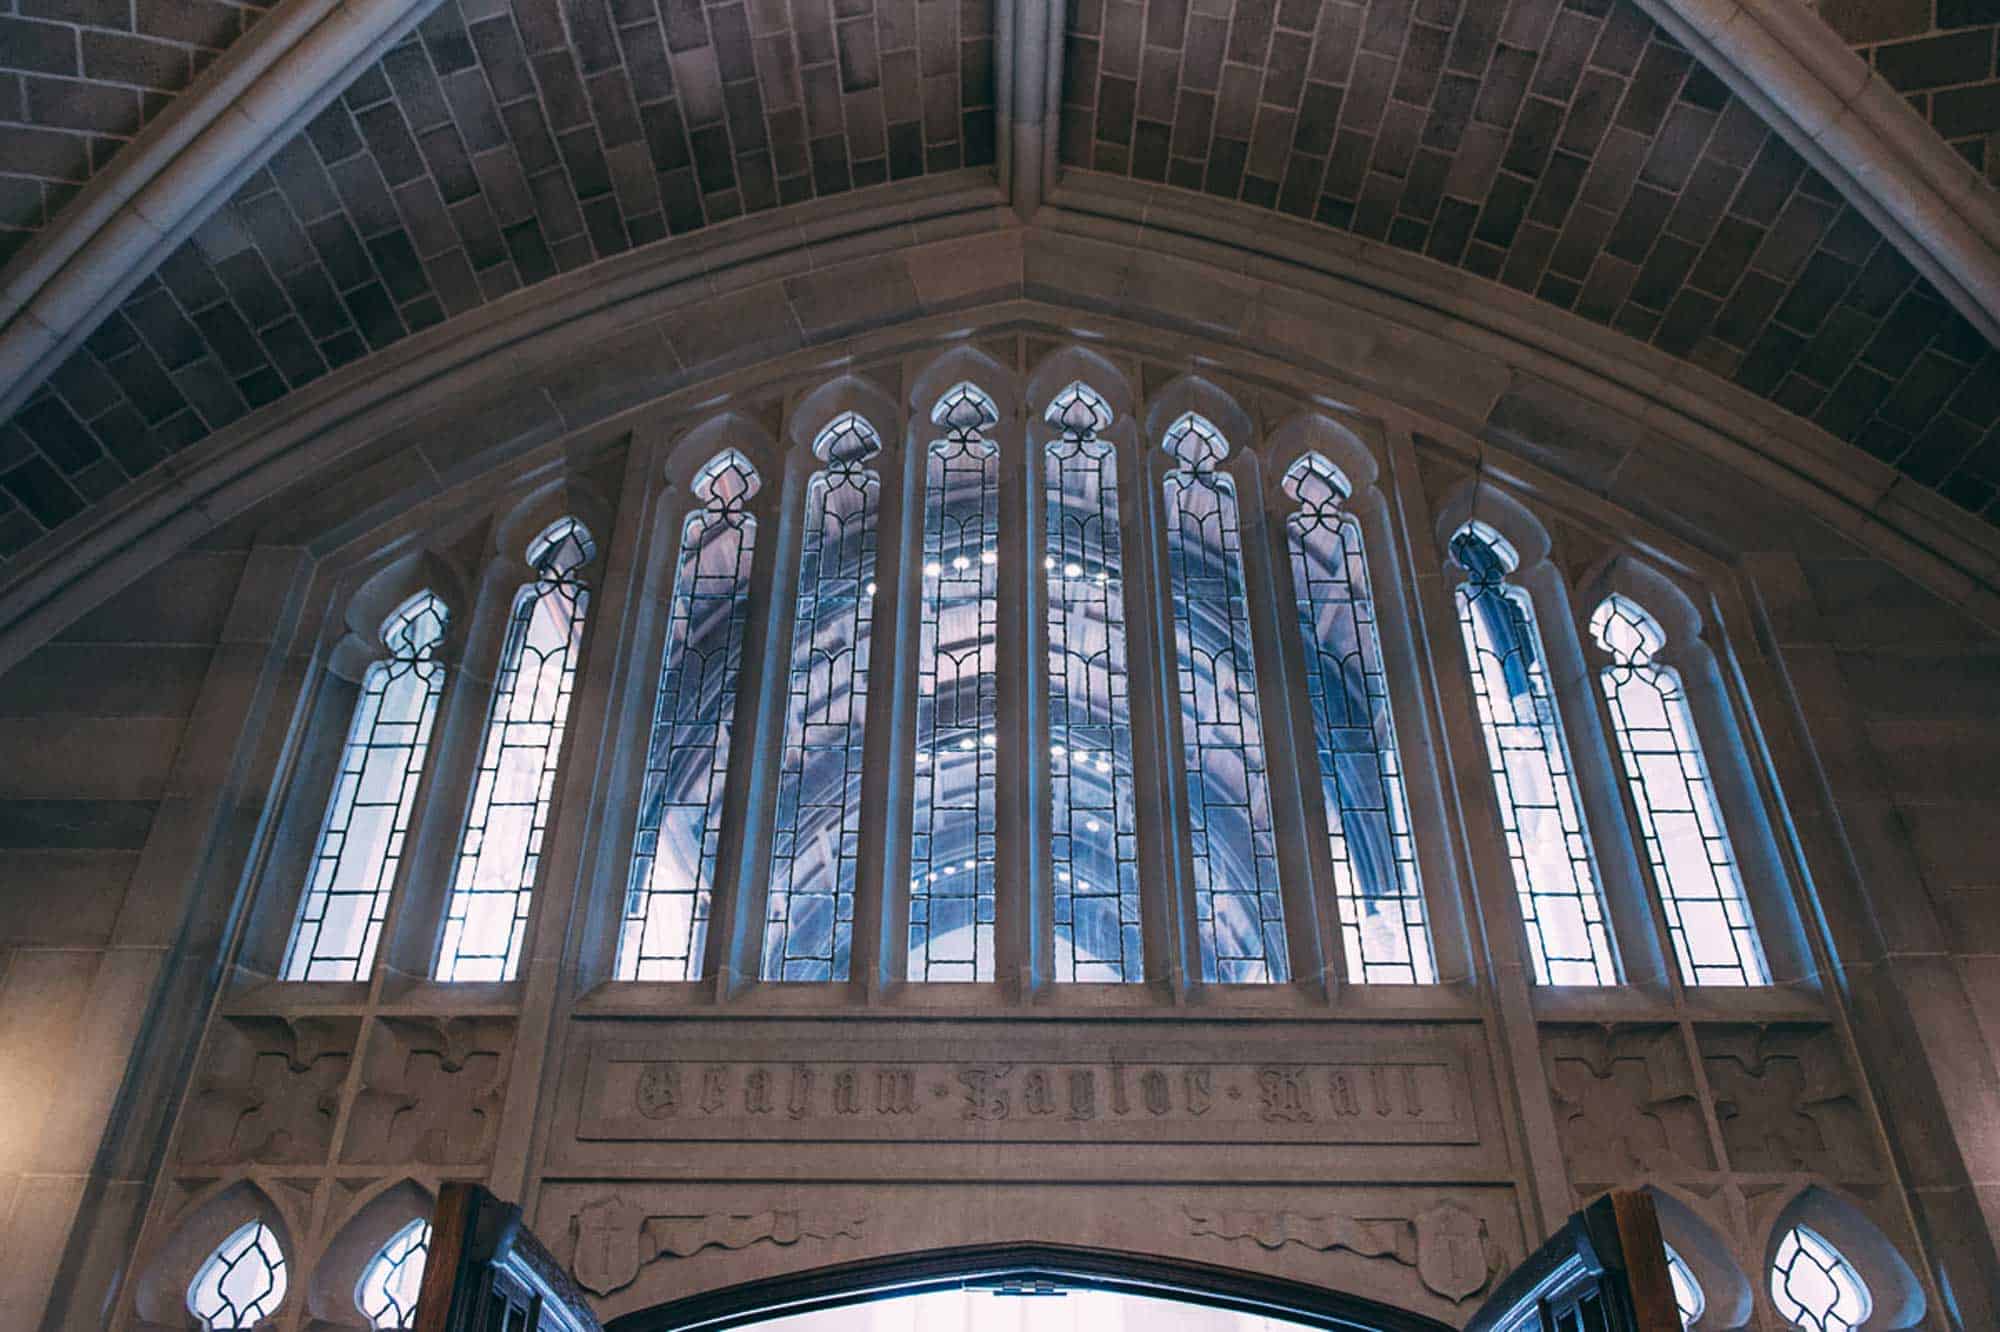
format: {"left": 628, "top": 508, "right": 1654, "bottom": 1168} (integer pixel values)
{"left": 618, "top": 451, "right": 760, "bottom": 981}
{"left": 1592, "top": 594, "right": 1769, "bottom": 987}
{"left": 1770, "top": 1226, "right": 1870, "bottom": 1332}
{"left": 356, "top": 1219, "right": 430, "bottom": 1329}
{"left": 188, "top": 1220, "right": 288, "bottom": 1329}
{"left": 283, "top": 592, "right": 450, "bottom": 982}
{"left": 765, "top": 412, "right": 882, "bottom": 981}
{"left": 1451, "top": 521, "right": 1616, "bottom": 986}
{"left": 1044, "top": 383, "right": 1142, "bottom": 982}
{"left": 1665, "top": 1244, "right": 1705, "bottom": 1329}
{"left": 1285, "top": 455, "right": 1434, "bottom": 984}
{"left": 436, "top": 519, "right": 595, "bottom": 982}
{"left": 909, "top": 385, "right": 1000, "bottom": 982}
{"left": 1162, "top": 413, "right": 1287, "bottom": 983}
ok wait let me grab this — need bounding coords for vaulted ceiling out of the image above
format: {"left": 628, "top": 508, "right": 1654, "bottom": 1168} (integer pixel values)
{"left": 0, "top": 0, "right": 1997, "bottom": 566}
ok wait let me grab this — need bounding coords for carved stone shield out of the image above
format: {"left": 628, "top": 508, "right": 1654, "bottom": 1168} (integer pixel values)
{"left": 1413, "top": 1203, "right": 1490, "bottom": 1303}
{"left": 572, "top": 1196, "right": 646, "bottom": 1296}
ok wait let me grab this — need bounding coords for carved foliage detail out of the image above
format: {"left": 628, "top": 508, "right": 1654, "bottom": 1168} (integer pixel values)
{"left": 1185, "top": 1201, "right": 1504, "bottom": 1304}
{"left": 1544, "top": 1024, "right": 1713, "bottom": 1181}
{"left": 569, "top": 1195, "right": 869, "bottom": 1296}
{"left": 342, "top": 1017, "right": 513, "bottom": 1165}
{"left": 180, "top": 1017, "right": 358, "bottom": 1165}
{"left": 1699, "top": 1024, "right": 1874, "bottom": 1177}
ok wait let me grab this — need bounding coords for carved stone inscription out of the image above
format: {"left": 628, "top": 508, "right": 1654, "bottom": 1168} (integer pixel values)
{"left": 580, "top": 1040, "right": 1474, "bottom": 1144}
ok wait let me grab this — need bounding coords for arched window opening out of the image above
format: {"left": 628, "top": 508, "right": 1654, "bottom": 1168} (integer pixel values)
{"left": 766, "top": 412, "right": 884, "bottom": 981}
{"left": 188, "top": 1220, "right": 288, "bottom": 1329}
{"left": 1590, "top": 593, "right": 1769, "bottom": 988}
{"left": 355, "top": 1218, "right": 430, "bottom": 1329}
{"left": 1044, "top": 382, "right": 1143, "bottom": 982}
{"left": 438, "top": 518, "right": 597, "bottom": 982}
{"left": 1664, "top": 1243, "right": 1705, "bottom": 1328}
{"left": 1162, "top": 413, "right": 1287, "bottom": 983}
{"left": 910, "top": 384, "right": 1001, "bottom": 982}
{"left": 618, "top": 450, "right": 761, "bottom": 981}
{"left": 1450, "top": 521, "right": 1616, "bottom": 986}
{"left": 1285, "top": 454, "right": 1433, "bottom": 984}
{"left": 1770, "top": 1225, "right": 1871, "bottom": 1332}
{"left": 284, "top": 590, "right": 451, "bottom": 982}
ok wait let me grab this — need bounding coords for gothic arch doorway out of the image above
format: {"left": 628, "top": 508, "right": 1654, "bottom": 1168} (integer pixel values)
{"left": 409, "top": 1186, "right": 1677, "bottom": 1332}
{"left": 604, "top": 1243, "right": 1457, "bottom": 1332}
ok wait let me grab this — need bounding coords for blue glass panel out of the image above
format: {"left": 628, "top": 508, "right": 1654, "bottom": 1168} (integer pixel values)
{"left": 1044, "top": 383, "right": 1143, "bottom": 981}
{"left": 1162, "top": 413, "right": 1287, "bottom": 983}
{"left": 1451, "top": 522, "right": 1615, "bottom": 985}
{"left": 910, "top": 385, "right": 1000, "bottom": 982}
{"left": 618, "top": 452, "right": 760, "bottom": 981}
{"left": 438, "top": 519, "right": 594, "bottom": 982}
{"left": 283, "top": 591, "right": 449, "bottom": 982}
{"left": 765, "top": 413, "right": 882, "bottom": 981}
{"left": 1286, "top": 455, "right": 1434, "bottom": 983}
{"left": 1592, "top": 593, "right": 1769, "bottom": 987}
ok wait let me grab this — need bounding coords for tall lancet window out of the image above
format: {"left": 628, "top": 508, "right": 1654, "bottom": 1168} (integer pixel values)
{"left": 1592, "top": 593, "right": 1770, "bottom": 986}
{"left": 1451, "top": 521, "right": 1616, "bottom": 985}
{"left": 765, "top": 412, "right": 883, "bottom": 981}
{"left": 1162, "top": 413, "right": 1287, "bottom": 983}
{"left": 1044, "top": 382, "right": 1142, "bottom": 982}
{"left": 284, "top": 591, "right": 449, "bottom": 981}
{"left": 909, "top": 384, "right": 1000, "bottom": 981}
{"left": 1285, "top": 455, "right": 1434, "bottom": 984}
{"left": 437, "top": 519, "right": 595, "bottom": 982}
{"left": 618, "top": 451, "right": 760, "bottom": 981}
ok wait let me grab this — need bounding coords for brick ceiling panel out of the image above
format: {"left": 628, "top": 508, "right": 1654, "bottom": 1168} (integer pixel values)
{"left": 0, "top": 0, "right": 280, "bottom": 268}
{"left": 0, "top": 0, "right": 998, "bottom": 554}
{"left": 1061, "top": 0, "right": 2000, "bottom": 522}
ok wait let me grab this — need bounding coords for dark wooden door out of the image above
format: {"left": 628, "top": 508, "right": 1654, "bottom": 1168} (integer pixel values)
{"left": 1467, "top": 1190, "right": 1681, "bottom": 1332}
{"left": 412, "top": 1183, "right": 602, "bottom": 1332}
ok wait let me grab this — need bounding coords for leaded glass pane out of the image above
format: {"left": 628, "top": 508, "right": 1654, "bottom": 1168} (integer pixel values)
{"left": 1770, "top": 1226, "right": 1870, "bottom": 1332}
{"left": 1451, "top": 521, "right": 1616, "bottom": 986}
{"left": 1592, "top": 594, "right": 1770, "bottom": 988}
{"left": 1665, "top": 1244, "right": 1704, "bottom": 1330}
{"left": 188, "top": 1220, "right": 288, "bottom": 1329}
{"left": 1162, "top": 413, "right": 1287, "bottom": 983}
{"left": 618, "top": 451, "right": 760, "bottom": 981}
{"left": 910, "top": 385, "right": 1000, "bottom": 982}
{"left": 1044, "top": 383, "right": 1142, "bottom": 982}
{"left": 356, "top": 1219, "right": 430, "bottom": 1329}
{"left": 438, "top": 519, "right": 595, "bottom": 982}
{"left": 765, "top": 413, "right": 882, "bottom": 981}
{"left": 1283, "top": 456, "right": 1434, "bottom": 983}
{"left": 283, "top": 592, "right": 449, "bottom": 982}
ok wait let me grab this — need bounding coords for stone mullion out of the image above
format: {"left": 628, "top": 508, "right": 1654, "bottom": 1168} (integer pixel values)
{"left": 1123, "top": 423, "right": 1194, "bottom": 996}
{"left": 848, "top": 411, "right": 913, "bottom": 999}
{"left": 372, "top": 552, "right": 518, "bottom": 991}
{"left": 995, "top": 405, "right": 1042, "bottom": 995}
{"left": 492, "top": 439, "right": 658, "bottom": 1210}
{"left": 701, "top": 465, "right": 790, "bottom": 997}
{"left": 1229, "top": 448, "right": 1338, "bottom": 999}
{"left": 718, "top": 442, "right": 815, "bottom": 993}
{"left": 1392, "top": 438, "right": 1576, "bottom": 1240}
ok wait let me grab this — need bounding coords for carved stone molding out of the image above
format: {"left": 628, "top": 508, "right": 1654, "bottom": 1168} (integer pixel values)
{"left": 1183, "top": 1200, "right": 1504, "bottom": 1304}
{"left": 341, "top": 1016, "right": 514, "bottom": 1165}
{"left": 1543, "top": 1024, "right": 1714, "bottom": 1183}
{"left": 568, "top": 1196, "right": 869, "bottom": 1297}
{"left": 178, "top": 1016, "right": 358, "bottom": 1165}
{"left": 1697, "top": 1024, "right": 1876, "bottom": 1178}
